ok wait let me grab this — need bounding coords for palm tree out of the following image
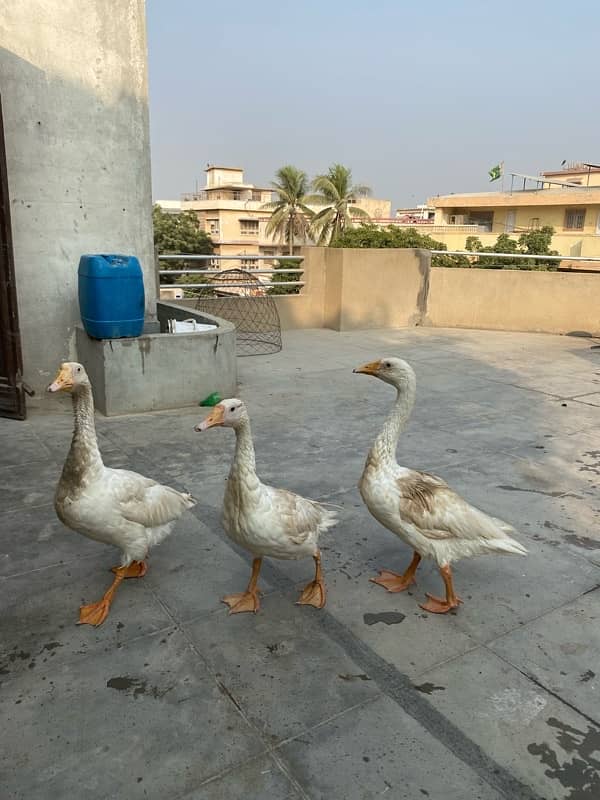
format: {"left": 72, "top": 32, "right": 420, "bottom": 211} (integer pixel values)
{"left": 308, "top": 164, "right": 371, "bottom": 245}
{"left": 262, "top": 166, "right": 314, "bottom": 255}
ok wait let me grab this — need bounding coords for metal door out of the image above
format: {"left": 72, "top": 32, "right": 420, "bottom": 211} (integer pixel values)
{"left": 0, "top": 93, "right": 26, "bottom": 419}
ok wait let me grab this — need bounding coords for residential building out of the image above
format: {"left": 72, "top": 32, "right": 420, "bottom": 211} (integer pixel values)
{"left": 156, "top": 165, "right": 391, "bottom": 268}
{"left": 395, "top": 205, "right": 435, "bottom": 223}
{"left": 424, "top": 163, "right": 600, "bottom": 258}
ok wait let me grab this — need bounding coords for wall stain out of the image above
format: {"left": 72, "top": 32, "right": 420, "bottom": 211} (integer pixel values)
{"left": 527, "top": 716, "right": 600, "bottom": 798}
{"left": 137, "top": 337, "right": 152, "bottom": 374}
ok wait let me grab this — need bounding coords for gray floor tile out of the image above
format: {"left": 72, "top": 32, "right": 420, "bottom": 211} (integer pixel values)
{"left": 0, "top": 423, "right": 52, "bottom": 467}
{"left": 489, "top": 588, "right": 600, "bottom": 713}
{"left": 0, "top": 630, "right": 263, "bottom": 800}
{"left": 278, "top": 695, "right": 504, "bottom": 800}
{"left": 0, "top": 503, "right": 104, "bottom": 578}
{"left": 0, "top": 460, "right": 60, "bottom": 512}
{"left": 416, "top": 646, "right": 600, "bottom": 800}
{"left": 184, "top": 598, "right": 381, "bottom": 742}
{"left": 181, "top": 755, "right": 295, "bottom": 800}
{"left": 0, "top": 558, "right": 173, "bottom": 681}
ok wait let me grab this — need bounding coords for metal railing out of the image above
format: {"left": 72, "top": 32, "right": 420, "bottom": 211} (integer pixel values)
{"left": 158, "top": 253, "right": 305, "bottom": 291}
{"left": 431, "top": 249, "right": 600, "bottom": 269}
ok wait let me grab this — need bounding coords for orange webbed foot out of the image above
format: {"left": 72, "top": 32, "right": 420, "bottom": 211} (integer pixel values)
{"left": 370, "top": 569, "right": 416, "bottom": 593}
{"left": 78, "top": 598, "right": 113, "bottom": 626}
{"left": 419, "top": 593, "right": 463, "bottom": 614}
{"left": 222, "top": 589, "right": 261, "bottom": 614}
{"left": 296, "top": 579, "right": 326, "bottom": 609}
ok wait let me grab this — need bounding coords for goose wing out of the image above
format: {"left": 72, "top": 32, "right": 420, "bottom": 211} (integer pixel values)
{"left": 264, "top": 486, "right": 333, "bottom": 545}
{"left": 397, "top": 471, "right": 516, "bottom": 542}
{"left": 107, "top": 468, "right": 196, "bottom": 528}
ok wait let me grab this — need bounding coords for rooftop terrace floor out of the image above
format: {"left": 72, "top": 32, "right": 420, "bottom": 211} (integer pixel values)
{"left": 1, "top": 327, "right": 600, "bottom": 800}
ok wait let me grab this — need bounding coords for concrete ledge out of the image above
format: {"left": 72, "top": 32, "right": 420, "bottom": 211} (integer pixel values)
{"left": 76, "top": 304, "right": 236, "bottom": 415}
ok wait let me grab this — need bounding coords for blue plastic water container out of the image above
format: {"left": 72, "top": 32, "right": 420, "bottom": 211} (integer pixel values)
{"left": 78, "top": 254, "right": 145, "bottom": 339}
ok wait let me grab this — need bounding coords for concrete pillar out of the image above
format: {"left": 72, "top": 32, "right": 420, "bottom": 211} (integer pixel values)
{"left": 0, "top": 0, "right": 156, "bottom": 392}
{"left": 323, "top": 248, "right": 430, "bottom": 331}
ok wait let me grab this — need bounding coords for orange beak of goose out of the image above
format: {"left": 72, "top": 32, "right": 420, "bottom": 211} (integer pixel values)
{"left": 194, "top": 404, "right": 225, "bottom": 432}
{"left": 47, "top": 364, "right": 73, "bottom": 393}
{"left": 353, "top": 360, "right": 382, "bottom": 376}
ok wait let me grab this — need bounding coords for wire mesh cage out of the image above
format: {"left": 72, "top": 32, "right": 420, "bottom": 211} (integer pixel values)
{"left": 193, "top": 268, "right": 282, "bottom": 356}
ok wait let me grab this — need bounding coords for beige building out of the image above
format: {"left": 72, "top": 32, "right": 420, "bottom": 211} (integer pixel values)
{"left": 156, "top": 165, "right": 391, "bottom": 267}
{"left": 424, "top": 163, "right": 600, "bottom": 259}
{"left": 160, "top": 166, "right": 279, "bottom": 267}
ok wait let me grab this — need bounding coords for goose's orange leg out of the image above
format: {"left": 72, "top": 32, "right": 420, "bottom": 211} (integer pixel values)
{"left": 223, "top": 557, "right": 262, "bottom": 614}
{"left": 371, "top": 551, "right": 421, "bottom": 593}
{"left": 78, "top": 560, "right": 147, "bottom": 626}
{"left": 297, "top": 550, "right": 326, "bottom": 609}
{"left": 420, "top": 565, "right": 463, "bottom": 614}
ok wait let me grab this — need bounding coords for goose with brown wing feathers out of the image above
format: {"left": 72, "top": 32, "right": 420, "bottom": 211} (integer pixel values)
{"left": 354, "top": 357, "right": 527, "bottom": 613}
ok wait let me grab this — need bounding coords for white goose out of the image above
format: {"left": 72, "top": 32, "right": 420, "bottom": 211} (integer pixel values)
{"left": 354, "top": 358, "right": 527, "bottom": 614}
{"left": 48, "top": 362, "right": 195, "bottom": 626}
{"left": 195, "top": 399, "right": 337, "bottom": 614}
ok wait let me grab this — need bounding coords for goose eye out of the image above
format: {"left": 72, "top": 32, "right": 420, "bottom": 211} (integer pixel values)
{"left": 384, "top": 362, "right": 391, "bottom": 368}
{"left": 229, "top": 406, "right": 235, "bottom": 412}
{"left": 76, "top": 367, "right": 81, "bottom": 373}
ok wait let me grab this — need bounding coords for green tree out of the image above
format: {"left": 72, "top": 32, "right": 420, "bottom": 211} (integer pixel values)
{"left": 152, "top": 204, "right": 213, "bottom": 256}
{"left": 261, "top": 166, "right": 313, "bottom": 255}
{"left": 473, "top": 226, "right": 559, "bottom": 270}
{"left": 267, "top": 258, "right": 304, "bottom": 296}
{"left": 308, "top": 164, "right": 371, "bottom": 245}
{"left": 465, "top": 235, "right": 482, "bottom": 251}
{"left": 332, "top": 224, "right": 470, "bottom": 266}
{"left": 152, "top": 204, "right": 214, "bottom": 295}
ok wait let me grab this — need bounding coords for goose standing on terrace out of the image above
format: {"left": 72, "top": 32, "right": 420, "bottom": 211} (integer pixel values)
{"left": 354, "top": 358, "right": 527, "bottom": 613}
{"left": 48, "top": 362, "right": 196, "bottom": 626}
{"left": 195, "top": 399, "right": 337, "bottom": 614}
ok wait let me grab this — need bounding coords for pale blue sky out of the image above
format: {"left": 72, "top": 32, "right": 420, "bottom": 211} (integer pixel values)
{"left": 147, "top": 0, "right": 600, "bottom": 209}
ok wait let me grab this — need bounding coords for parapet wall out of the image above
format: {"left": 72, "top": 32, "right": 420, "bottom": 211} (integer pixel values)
{"left": 274, "top": 248, "right": 600, "bottom": 336}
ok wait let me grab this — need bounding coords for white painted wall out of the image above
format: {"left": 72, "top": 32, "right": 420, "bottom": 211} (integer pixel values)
{"left": 0, "top": 0, "right": 156, "bottom": 392}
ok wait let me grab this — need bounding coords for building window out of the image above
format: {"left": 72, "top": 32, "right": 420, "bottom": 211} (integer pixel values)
{"left": 241, "top": 258, "right": 257, "bottom": 269}
{"left": 564, "top": 208, "right": 586, "bottom": 230}
{"left": 233, "top": 190, "right": 241, "bottom": 200}
{"left": 206, "top": 218, "right": 220, "bottom": 235}
{"left": 240, "top": 219, "right": 259, "bottom": 235}
{"left": 529, "top": 218, "right": 540, "bottom": 230}
{"left": 252, "top": 191, "right": 262, "bottom": 201}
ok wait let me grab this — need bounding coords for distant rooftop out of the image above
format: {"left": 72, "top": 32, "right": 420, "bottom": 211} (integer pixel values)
{"left": 204, "top": 165, "right": 244, "bottom": 172}
{"left": 541, "top": 162, "right": 600, "bottom": 177}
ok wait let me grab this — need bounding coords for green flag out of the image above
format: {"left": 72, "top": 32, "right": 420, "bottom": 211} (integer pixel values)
{"left": 488, "top": 163, "right": 503, "bottom": 182}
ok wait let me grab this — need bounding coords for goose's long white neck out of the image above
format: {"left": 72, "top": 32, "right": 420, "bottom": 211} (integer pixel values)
{"left": 369, "top": 377, "right": 416, "bottom": 466}
{"left": 231, "top": 417, "right": 257, "bottom": 476}
{"left": 62, "top": 384, "right": 103, "bottom": 484}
